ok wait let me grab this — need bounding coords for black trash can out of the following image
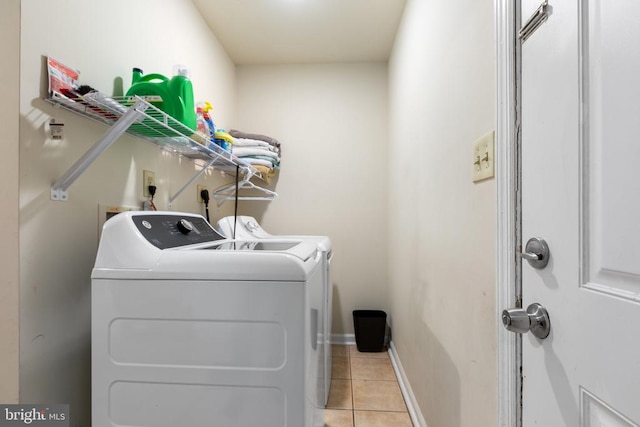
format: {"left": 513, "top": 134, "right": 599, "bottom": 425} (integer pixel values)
{"left": 353, "top": 310, "right": 387, "bottom": 352}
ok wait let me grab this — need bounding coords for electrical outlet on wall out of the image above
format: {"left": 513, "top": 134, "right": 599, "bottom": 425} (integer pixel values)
{"left": 143, "top": 170, "right": 156, "bottom": 197}
{"left": 98, "top": 204, "right": 139, "bottom": 238}
{"left": 472, "top": 131, "right": 495, "bottom": 183}
{"left": 197, "top": 184, "right": 207, "bottom": 203}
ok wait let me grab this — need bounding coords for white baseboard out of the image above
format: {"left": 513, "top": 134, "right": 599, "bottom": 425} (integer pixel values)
{"left": 330, "top": 334, "right": 355, "bottom": 345}
{"left": 389, "top": 342, "right": 428, "bottom": 427}
{"left": 331, "top": 333, "right": 392, "bottom": 346}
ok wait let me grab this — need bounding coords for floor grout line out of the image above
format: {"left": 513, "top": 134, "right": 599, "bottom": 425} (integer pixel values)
{"left": 327, "top": 345, "right": 412, "bottom": 426}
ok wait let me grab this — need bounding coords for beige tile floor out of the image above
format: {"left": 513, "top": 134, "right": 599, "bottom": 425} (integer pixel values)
{"left": 325, "top": 345, "right": 413, "bottom": 427}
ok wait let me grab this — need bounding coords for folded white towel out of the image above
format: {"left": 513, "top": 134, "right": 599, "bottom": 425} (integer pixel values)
{"left": 233, "top": 138, "right": 275, "bottom": 150}
{"left": 239, "top": 157, "right": 274, "bottom": 168}
{"left": 232, "top": 147, "right": 280, "bottom": 160}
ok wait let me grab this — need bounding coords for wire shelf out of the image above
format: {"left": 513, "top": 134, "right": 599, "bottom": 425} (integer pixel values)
{"left": 46, "top": 92, "right": 257, "bottom": 177}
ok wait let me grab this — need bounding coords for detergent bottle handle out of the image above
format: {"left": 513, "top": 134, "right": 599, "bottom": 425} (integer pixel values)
{"left": 138, "top": 73, "right": 170, "bottom": 83}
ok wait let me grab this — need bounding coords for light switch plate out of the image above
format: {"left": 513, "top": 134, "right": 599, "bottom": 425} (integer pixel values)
{"left": 472, "top": 131, "right": 495, "bottom": 183}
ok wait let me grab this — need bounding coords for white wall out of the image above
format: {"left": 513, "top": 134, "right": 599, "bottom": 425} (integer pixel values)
{"left": 14, "top": 1, "right": 499, "bottom": 425}
{"left": 0, "top": 0, "right": 21, "bottom": 403}
{"left": 19, "top": 1, "right": 237, "bottom": 424}
{"left": 388, "top": 0, "right": 497, "bottom": 426}
{"left": 235, "top": 63, "right": 389, "bottom": 335}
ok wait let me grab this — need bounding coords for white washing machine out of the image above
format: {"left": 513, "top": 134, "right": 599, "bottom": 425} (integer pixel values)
{"left": 91, "top": 211, "right": 325, "bottom": 427}
{"left": 216, "top": 216, "right": 333, "bottom": 406}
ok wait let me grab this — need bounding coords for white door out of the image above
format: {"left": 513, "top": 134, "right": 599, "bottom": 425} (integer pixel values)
{"left": 518, "top": 0, "right": 640, "bottom": 425}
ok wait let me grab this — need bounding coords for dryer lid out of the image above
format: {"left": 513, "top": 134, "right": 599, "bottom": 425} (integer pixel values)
{"left": 216, "top": 215, "right": 332, "bottom": 252}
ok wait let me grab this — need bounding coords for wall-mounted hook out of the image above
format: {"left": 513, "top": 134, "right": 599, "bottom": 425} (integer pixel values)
{"left": 49, "top": 119, "right": 64, "bottom": 139}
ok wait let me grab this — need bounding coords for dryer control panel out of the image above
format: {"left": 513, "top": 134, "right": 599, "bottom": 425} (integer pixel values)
{"left": 131, "top": 214, "right": 224, "bottom": 249}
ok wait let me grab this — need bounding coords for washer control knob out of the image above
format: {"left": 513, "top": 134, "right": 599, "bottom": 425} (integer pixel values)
{"left": 176, "top": 219, "right": 194, "bottom": 235}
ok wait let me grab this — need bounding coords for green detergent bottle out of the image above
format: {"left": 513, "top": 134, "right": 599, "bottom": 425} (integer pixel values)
{"left": 169, "top": 66, "right": 197, "bottom": 131}
{"left": 125, "top": 66, "right": 197, "bottom": 132}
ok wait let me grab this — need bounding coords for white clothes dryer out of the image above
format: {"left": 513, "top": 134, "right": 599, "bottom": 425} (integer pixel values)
{"left": 92, "top": 211, "right": 325, "bottom": 427}
{"left": 216, "top": 216, "right": 333, "bottom": 406}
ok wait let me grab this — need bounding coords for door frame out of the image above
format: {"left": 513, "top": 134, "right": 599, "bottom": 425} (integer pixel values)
{"left": 495, "top": 0, "right": 521, "bottom": 426}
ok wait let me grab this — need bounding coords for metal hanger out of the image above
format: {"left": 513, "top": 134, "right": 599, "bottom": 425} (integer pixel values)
{"left": 212, "top": 166, "right": 278, "bottom": 206}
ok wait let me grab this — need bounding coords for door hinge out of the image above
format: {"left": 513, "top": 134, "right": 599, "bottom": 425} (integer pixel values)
{"left": 519, "top": 0, "right": 551, "bottom": 43}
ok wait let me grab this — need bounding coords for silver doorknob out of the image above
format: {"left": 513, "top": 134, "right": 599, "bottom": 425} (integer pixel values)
{"left": 521, "top": 237, "right": 550, "bottom": 269}
{"left": 502, "top": 303, "right": 550, "bottom": 339}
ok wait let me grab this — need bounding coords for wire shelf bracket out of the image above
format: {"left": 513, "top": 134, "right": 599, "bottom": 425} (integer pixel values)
{"left": 50, "top": 100, "right": 148, "bottom": 201}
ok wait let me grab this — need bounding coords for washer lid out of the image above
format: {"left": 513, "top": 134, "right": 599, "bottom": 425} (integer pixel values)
{"left": 199, "top": 241, "right": 299, "bottom": 251}
{"left": 93, "top": 211, "right": 320, "bottom": 281}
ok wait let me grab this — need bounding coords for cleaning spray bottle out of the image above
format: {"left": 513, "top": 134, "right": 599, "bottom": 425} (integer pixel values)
{"left": 194, "top": 105, "right": 211, "bottom": 146}
{"left": 201, "top": 102, "right": 217, "bottom": 148}
{"left": 214, "top": 129, "right": 234, "bottom": 151}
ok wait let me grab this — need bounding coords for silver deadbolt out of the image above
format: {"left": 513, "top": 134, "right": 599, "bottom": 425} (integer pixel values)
{"left": 502, "top": 303, "right": 550, "bottom": 339}
{"left": 521, "top": 237, "right": 550, "bottom": 269}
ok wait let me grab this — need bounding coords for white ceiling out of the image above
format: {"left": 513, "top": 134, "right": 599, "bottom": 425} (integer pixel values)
{"left": 192, "top": 0, "right": 407, "bottom": 65}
